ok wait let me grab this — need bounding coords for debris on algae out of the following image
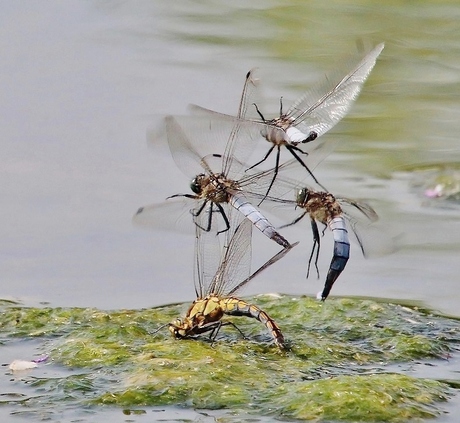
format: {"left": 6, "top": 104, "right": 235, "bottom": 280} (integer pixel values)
{"left": 1, "top": 295, "right": 458, "bottom": 421}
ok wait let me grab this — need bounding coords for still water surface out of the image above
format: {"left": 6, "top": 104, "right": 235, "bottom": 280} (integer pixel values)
{"left": 1, "top": 1, "right": 460, "bottom": 421}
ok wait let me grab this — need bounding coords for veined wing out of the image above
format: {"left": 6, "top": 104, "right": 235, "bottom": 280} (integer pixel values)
{"left": 133, "top": 196, "right": 236, "bottom": 236}
{"left": 237, "top": 152, "right": 332, "bottom": 200}
{"left": 133, "top": 197, "right": 201, "bottom": 234}
{"left": 193, "top": 216, "right": 252, "bottom": 298}
{"left": 286, "top": 43, "right": 384, "bottom": 138}
{"left": 167, "top": 114, "right": 263, "bottom": 182}
{"left": 165, "top": 115, "right": 219, "bottom": 178}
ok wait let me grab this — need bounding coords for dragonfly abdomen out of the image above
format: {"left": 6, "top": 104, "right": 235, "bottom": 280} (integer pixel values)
{"left": 319, "top": 216, "right": 350, "bottom": 300}
{"left": 229, "top": 193, "right": 290, "bottom": 248}
{"left": 220, "top": 297, "right": 285, "bottom": 348}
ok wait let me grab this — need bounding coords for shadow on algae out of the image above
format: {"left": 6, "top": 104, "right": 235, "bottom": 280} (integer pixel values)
{"left": 2, "top": 295, "right": 459, "bottom": 422}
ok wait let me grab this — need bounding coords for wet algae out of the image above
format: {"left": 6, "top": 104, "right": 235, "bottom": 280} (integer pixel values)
{"left": 1, "top": 295, "right": 458, "bottom": 421}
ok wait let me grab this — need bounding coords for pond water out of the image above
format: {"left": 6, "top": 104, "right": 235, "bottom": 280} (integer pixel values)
{"left": 1, "top": 1, "right": 460, "bottom": 422}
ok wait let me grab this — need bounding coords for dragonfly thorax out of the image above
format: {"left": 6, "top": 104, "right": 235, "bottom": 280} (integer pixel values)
{"left": 297, "top": 189, "right": 342, "bottom": 224}
{"left": 190, "top": 173, "right": 239, "bottom": 203}
{"left": 169, "top": 296, "right": 225, "bottom": 339}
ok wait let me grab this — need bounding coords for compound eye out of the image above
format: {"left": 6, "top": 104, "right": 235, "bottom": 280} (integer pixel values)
{"left": 190, "top": 177, "right": 202, "bottom": 194}
{"left": 296, "top": 188, "right": 308, "bottom": 205}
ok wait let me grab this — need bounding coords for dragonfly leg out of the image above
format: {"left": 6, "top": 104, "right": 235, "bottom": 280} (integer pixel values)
{"left": 191, "top": 200, "right": 214, "bottom": 232}
{"left": 285, "top": 145, "right": 328, "bottom": 191}
{"left": 209, "top": 321, "right": 247, "bottom": 346}
{"left": 307, "top": 219, "right": 321, "bottom": 279}
{"left": 258, "top": 145, "right": 282, "bottom": 205}
{"left": 246, "top": 144, "right": 275, "bottom": 171}
{"left": 278, "top": 211, "right": 307, "bottom": 229}
{"left": 252, "top": 102, "right": 266, "bottom": 121}
{"left": 167, "top": 193, "right": 199, "bottom": 200}
{"left": 215, "top": 203, "right": 230, "bottom": 235}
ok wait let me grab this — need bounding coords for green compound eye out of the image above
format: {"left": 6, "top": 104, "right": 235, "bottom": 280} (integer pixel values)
{"left": 296, "top": 188, "right": 309, "bottom": 205}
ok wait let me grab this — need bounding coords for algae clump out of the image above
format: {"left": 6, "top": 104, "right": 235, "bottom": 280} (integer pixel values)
{"left": 1, "top": 295, "right": 458, "bottom": 421}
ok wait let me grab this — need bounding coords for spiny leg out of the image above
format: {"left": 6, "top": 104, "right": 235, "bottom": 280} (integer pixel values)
{"left": 167, "top": 193, "right": 199, "bottom": 200}
{"left": 278, "top": 211, "right": 307, "bottom": 229}
{"left": 215, "top": 202, "right": 230, "bottom": 235}
{"left": 258, "top": 145, "right": 282, "bottom": 205}
{"left": 246, "top": 144, "right": 275, "bottom": 171}
{"left": 307, "top": 219, "right": 321, "bottom": 279}
{"left": 285, "top": 145, "right": 328, "bottom": 191}
{"left": 209, "top": 321, "right": 247, "bottom": 345}
{"left": 253, "top": 102, "right": 266, "bottom": 121}
{"left": 192, "top": 200, "right": 214, "bottom": 232}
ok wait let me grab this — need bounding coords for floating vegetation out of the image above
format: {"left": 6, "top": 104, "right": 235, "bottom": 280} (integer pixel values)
{"left": 1, "top": 295, "right": 458, "bottom": 422}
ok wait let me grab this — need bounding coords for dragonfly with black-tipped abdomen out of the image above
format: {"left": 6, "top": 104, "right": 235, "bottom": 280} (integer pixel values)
{"left": 190, "top": 155, "right": 385, "bottom": 301}
{"left": 134, "top": 104, "right": 295, "bottom": 248}
{"left": 271, "top": 183, "right": 380, "bottom": 300}
{"left": 166, "top": 217, "right": 297, "bottom": 348}
{"left": 190, "top": 43, "right": 384, "bottom": 201}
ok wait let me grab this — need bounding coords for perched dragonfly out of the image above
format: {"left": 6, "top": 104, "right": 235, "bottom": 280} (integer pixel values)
{"left": 263, "top": 166, "right": 380, "bottom": 300}
{"left": 134, "top": 113, "right": 292, "bottom": 248}
{"left": 190, "top": 43, "right": 384, "bottom": 199}
{"left": 168, "top": 218, "right": 297, "bottom": 348}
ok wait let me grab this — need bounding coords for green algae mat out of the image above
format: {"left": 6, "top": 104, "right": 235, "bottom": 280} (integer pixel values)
{"left": 1, "top": 295, "right": 459, "bottom": 422}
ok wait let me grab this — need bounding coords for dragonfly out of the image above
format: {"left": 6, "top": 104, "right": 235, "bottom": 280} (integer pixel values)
{"left": 190, "top": 43, "right": 384, "bottom": 200}
{"left": 134, "top": 111, "right": 293, "bottom": 249}
{"left": 168, "top": 218, "right": 297, "bottom": 348}
{"left": 261, "top": 165, "right": 380, "bottom": 300}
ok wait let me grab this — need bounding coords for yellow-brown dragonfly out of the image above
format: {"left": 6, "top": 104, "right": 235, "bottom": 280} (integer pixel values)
{"left": 168, "top": 218, "right": 297, "bottom": 348}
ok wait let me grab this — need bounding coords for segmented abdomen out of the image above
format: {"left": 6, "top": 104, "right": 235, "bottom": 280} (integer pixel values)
{"left": 219, "top": 297, "right": 285, "bottom": 348}
{"left": 319, "top": 216, "right": 350, "bottom": 300}
{"left": 229, "top": 192, "right": 290, "bottom": 248}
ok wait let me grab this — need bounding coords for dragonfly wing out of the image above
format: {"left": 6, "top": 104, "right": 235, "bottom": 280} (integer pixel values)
{"left": 239, "top": 157, "right": 325, "bottom": 203}
{"left": 215, "top": 218, "right": 252, "bottom": 295}
{"left": 133, "top": 197, "right": 199, "bottom": 235}
{"left": 193, "top": 212, "right": 223, "bottom": 298}
{"left": 339, "top": 198, "right": 398, "bottom": 259}
{"left": 287, "top": 43, "right": 384, "bottom": 137}
{"left": 188, "top": 105, "right": 270, "bottom": 181}
{"left": 338, "top": 197, "right": 379, "bottom": 223}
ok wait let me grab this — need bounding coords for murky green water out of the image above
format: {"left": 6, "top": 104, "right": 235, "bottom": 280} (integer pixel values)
{"left": 1, "top": 0, "right": 460, "bottom": 421}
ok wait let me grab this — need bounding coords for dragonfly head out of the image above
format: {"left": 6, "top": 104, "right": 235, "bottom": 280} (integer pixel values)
{"left": 296, "top": 188, "right": 311, "bottom": 206}
{"left": 169, "top": 318, "right": 190, "bottom": 338}
{"left": 190, "top": 174, "right": 205, "bottom": 195}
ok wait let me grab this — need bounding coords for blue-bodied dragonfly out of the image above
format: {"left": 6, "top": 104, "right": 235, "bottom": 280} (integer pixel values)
{"left": 135, "top": 75, "right": 294, "bottom": 248}
{"left": 190, "top": 43, "right": 384, "bottom": 200}
{"left": 184, "top": 155, "right": 383, "bottom": 301}
{"left": 270, "top": 178, "right": 379, "bottom": 300}
{"left": 168, "top": 217, "right": 297, "bottom": 348}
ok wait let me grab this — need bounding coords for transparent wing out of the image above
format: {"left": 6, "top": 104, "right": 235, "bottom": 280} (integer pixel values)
{"left": 193, "top": 212, "right": 222, "bottom": 298}
{"left": 164, "top": 115, "right": 220, "bottom": 178}
{"left": 338, "top": 197, "right": 379, "bottom": 224}
{"left": 133, "top": 197, "right": 199, "bottom": 234}
{"left": 193, "top": 204, "right": 247, "bottom": 297}
{"left": 237, "top": 157, "right": 327, "bottom": 203}
{"left": 133, "top": 197, "right": 237, "bottom": 236}
{"left": 208, "top": 218, "right": 253, "bottom": 296}
{"left": 286, "top": 43, "right": 384, "bottom": 137}
{"left": 167, "top": 113, "right": 263, "bottom": 181}
{"left": 342, "top": 212, "right": 397, "bottom": 258}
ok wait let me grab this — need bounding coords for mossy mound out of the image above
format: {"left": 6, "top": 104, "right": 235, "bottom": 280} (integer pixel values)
{"left": 1, "top": 295, "right": 458, "bottom": 421}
